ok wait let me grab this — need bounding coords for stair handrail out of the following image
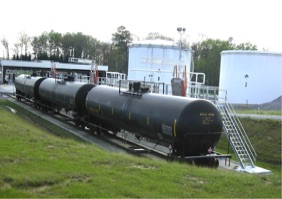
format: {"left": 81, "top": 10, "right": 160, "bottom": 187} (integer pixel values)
{"left": 224, "top": 101, "right": 257, "bottom": 165}
{"left": 215, "top": 95, "right": 257, "bottom": 168}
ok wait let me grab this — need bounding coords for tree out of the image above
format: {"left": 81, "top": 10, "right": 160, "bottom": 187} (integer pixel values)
{"left": 111, "top": 26, "right": 133, "bottom": 73}
{"left": 191, "top": 38, "right": 257, "bottom": 86}
{"left": 145, "top": 32, "right": 173, "bottom": 41}
{"left": 48, "top": 30, "right": 62, "bottom": 61}
{"left": 192, "top": 39, "right": 233, "bottom": 86}
{"left": 1, "top": 38, "right": 9, "bottom": 59}
{"left": 72, "top": 32, "right": 88, "bottom": 58}
{"left": 31, "top": 32, "right": 49, "bottom": 60}
{"left": 234, "top": 42, "right": 257, "bottom": 50}
{"left": 61, "top": 32, "right": 99, "bottom": 62}
{"left": 13, "top": 43, "right": 20, "bottom": 58}
{"left": 18, "top": 32, "right": 30, "bottom": 57}
{"left": 97, "top": 42, "right": 112, "bottom": 65}
{"left": 61, "top": 32, "right": 75, "bottom": 62}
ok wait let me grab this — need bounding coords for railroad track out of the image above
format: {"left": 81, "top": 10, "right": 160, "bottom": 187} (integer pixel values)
{"left": 2, "top": 91, "right": 236, "bottom": 170}
{"left": 3, "top": 93, "right": 172, "bottom": 162}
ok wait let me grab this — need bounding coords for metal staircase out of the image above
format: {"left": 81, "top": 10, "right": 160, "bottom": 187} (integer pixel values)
{"left": 187, "top": 85, "right": 257, "bottom": 169}
{"left": 215, "top": 99, "right": 257, "bottom": 169}
{"left": 185, "top": 85, "right": 271, "bottom": 173}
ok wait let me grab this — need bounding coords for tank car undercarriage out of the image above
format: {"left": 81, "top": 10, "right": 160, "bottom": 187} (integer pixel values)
{"left": 73, "top": 113, "right": 225, "bottom": 168}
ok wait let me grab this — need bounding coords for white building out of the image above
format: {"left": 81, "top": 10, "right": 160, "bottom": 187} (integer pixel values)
{"left": 219, "top": 50, "right": 282, "bottom": 104}
{"left": 128, "top": 39, "right": 194, "bottom": 94}
{"left": 0, "top": 59, "right": 109, "bottom": 83}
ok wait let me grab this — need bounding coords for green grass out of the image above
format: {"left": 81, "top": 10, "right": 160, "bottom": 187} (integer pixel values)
{"left": 0, "top": 100, "right": 281, "bottom": 198}
{"left": 0, "top": 100, "right": 82, "bottom": 141}
{"left": 216, "top": 118, "right": 281, "bottom": 166}
{"left": 235, "top": 109, "right": 281, "bottom": 116}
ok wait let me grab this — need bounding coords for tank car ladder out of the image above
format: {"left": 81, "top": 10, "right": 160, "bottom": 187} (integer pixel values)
{"left": 216, "top": 101, "right": 256, "bottom": 168}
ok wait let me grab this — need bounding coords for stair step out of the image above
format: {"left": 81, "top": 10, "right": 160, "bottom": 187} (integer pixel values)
{"left": 218, "top": 102, "right": 256, "bottom": 169}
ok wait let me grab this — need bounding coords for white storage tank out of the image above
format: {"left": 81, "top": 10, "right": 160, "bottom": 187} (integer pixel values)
{"left": 219, "top": 50, "right": 282, "bottom": 104}
{"left": 128, "top": 40, "right": 193, "bottom": 88}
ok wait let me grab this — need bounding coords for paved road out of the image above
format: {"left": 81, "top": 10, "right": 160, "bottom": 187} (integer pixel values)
{"left": 237, "top": 113, "right": 281, "bottom": 121}
{"left": 0, "top": 83, "right": 15, "bottom": 94}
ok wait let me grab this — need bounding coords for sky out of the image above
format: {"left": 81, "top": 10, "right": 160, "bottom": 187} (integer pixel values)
{"left": 1, "top": 0, "right": 282, "bottom": 57}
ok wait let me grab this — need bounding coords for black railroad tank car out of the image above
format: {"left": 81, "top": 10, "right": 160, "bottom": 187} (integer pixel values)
{"left": 14, "top": 74, "right": 46, "bottom": 100}
{"left": 14, "top": 74, "right": 223, "bottom": 162}
{"left": 85, "top": 86, "right": 222, "bottom": 157}
{"left": 38, "top": 78, "right": 95, "bottom": 115}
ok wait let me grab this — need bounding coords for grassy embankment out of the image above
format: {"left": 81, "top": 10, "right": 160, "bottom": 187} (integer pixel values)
{"left": 0, "top": 100, "right": 281, "bottom": 198}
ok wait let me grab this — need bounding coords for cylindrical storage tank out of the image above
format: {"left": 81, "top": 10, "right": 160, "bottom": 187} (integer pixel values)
{"left": 86, "top": 86, "right": 222, "bottom": 156}
{"left": 39, "top": 78, "right": 95, "bottom": 114}
{"left": 219, "top": 50, "right": 282, "bottom": 104}
{"left": 128, "top": 40, "right": 193, "bottom": 93}
{"left": 14, "top": 74, "right": 46, "bottom": 100}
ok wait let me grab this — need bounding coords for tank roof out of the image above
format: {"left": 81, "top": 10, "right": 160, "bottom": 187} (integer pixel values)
{"left": 129, "top": 39, "right": 178, "bottom": 48}
{"left": 129, "top": 39, "right": 193, "bottom": 51}
{"left": 221, "top": 50, "right": 282, "bottom": 56}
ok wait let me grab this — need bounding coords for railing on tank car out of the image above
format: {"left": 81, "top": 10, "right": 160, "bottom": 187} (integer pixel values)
{"left": 116, "top": 80, "right": 166, "bottom": 95}
{"left": 187, "top": 85, "right": 222, "bottom": 101}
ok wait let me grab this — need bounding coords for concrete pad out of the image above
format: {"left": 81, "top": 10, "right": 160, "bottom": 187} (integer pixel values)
{"left": 0, "top": 83, "right": 15, "bottom": 94}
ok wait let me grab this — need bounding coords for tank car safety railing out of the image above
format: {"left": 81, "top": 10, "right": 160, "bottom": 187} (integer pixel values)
{"left": 215, "top": 94, "right": 257, "bottom": 169}
{"left": 97, "top": 77, "right": 128, "bottom": 88}
{"left": 186, "top": 84, "right": 219, "bottom": 102}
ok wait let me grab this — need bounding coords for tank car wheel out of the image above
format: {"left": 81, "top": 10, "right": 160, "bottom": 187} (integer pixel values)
{"left": 96, "top": 128, "right": 102, "bottom": 136}
{"left": 34, "top": 103, "right": 40, "bottom": 109}
{"left": 135, "top": 135, "right": 142, "bottom": 141}
{"left": 210, "top": 159, "right": 219, "bottom": 168}
{"left": 16, "top": 95, "right": 21, "bottom": 101}
{"left": 194, "top": 158, "right": 208, "bottom": 166}
{"left": 75, "top": 120, "right": 80, "bottom": 127}
{"left": 42, "top": 106, "right": 48, "bottom": 112}
{"left": 81, "top": 123, "right": 85, "bottom": 129}
{"left": 89, "top": 126, "right": 96, "bottom": 135}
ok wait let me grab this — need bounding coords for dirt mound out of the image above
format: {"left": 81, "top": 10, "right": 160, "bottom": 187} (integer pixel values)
{"left": 232, "top": 96, "right": 281, "bottom": 111}
{"left": 259, "top": 96, "right": 281, "bottom": 111}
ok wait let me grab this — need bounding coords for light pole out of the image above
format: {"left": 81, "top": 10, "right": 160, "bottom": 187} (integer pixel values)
{"left": 177, "top": 27, "right": 186, "bottom": 59}
{"left": 177, "top": 27, "right": 186, "bottom": 78}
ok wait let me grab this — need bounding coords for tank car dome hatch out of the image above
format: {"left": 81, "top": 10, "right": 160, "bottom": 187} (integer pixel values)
{"left": 219, "top": 50, "right": 282, "bottom": 104}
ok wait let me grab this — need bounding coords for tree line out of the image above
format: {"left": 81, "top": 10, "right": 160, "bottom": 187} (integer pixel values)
{"left": 1, "top": 26, "right": 257, "bottom": 86}
{"left": 191, "top": 38, "right": 257, "bottom": 86}
{"left": 1, "top": 26, "right": 132, "bottom": 74}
